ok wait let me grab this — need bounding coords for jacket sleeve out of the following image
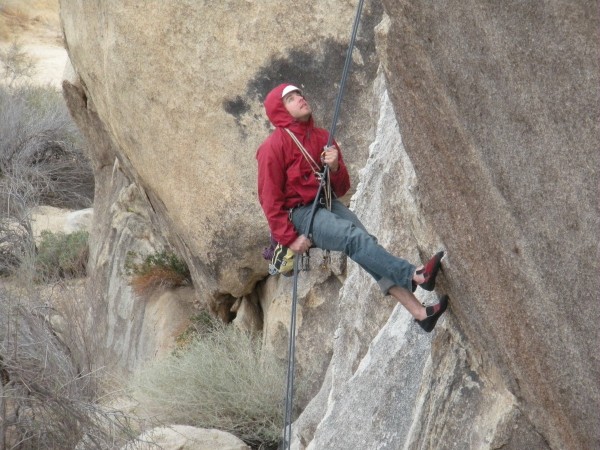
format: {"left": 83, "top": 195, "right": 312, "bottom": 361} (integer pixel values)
{"left": 329, "top": 142, "right": 351, "bottom": 198}
{"left": 256, "top": 137, "right": 299, "bottom": 247}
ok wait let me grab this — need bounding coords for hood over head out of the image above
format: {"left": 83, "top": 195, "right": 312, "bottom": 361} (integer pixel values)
{"left": 264, "top": 83, "right": 312, "bottom": 128}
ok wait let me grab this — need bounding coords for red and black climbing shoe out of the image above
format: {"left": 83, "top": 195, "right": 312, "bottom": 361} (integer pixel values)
{"left": 417, "top": 251, "right": 445, "bottom": 291}
{"left": 417, "top": 295, "right": 449, "bottom": 333}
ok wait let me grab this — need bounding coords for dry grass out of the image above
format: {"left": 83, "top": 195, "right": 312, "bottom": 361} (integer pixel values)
{"left": 132, "top": 322, "right": 291, "bottom": 448}
{"left": 0, "top": 0, "right": 60, "bottom": 42}
{"left": 0, "top": 278, "right": 142, "bottom": 449}
{"left": 0, "top": 83, "right": 93, "bottom": 274}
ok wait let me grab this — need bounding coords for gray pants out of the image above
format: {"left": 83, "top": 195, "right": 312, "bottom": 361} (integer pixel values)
{"left": 291, "top": 200, "right": 415, "bottom": 294}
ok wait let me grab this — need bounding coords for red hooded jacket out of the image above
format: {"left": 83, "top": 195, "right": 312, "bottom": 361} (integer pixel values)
{"left": 256, "top": 83, "right": 351, "bottom": 246}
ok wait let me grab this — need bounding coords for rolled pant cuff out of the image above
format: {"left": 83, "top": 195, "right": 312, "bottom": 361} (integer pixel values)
{"left": 378, "top": 277, "right": 395, "bottom": 296}
{"left": 377, "top": 263, "right": 416, "bottom": 295}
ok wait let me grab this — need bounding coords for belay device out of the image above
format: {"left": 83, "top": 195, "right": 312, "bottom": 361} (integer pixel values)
{"left": 282, "top": 1, "right": 366, "bottom": 448}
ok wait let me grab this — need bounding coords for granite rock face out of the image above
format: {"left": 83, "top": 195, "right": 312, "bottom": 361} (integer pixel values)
{"left": 59, "top": 0, "right": 599, "bottom": 448}
{"left": 377, "top": 3, "right": 599, "bottom": 448}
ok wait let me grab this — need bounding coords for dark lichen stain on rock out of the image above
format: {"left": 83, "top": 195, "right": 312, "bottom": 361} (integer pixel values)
{"left": 223, "top": 95, "right": 250, "bottom": 118}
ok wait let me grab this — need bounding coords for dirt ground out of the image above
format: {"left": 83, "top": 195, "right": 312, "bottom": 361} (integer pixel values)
{"left": 0, "top": 0, "right": 67, "bottom": 87}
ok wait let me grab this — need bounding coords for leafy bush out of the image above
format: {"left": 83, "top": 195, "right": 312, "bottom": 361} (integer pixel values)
{"left": 125, "top": 250, "right": 191, "bottom": 295}
{"left": 132, "top": 322, "right": 290, "bottom": 448}
{"left": 35, "top": 230, "right": 89, "bottom": 280}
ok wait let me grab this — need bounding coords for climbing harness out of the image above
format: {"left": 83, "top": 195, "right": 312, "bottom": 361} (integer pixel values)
{"left": 282, "top": 0, "right": 365, "bottom": 448}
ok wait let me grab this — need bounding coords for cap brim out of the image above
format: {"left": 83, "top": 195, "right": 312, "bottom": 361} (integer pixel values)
{"left": 282, "top": 85, "right": 302, "bottom": 98}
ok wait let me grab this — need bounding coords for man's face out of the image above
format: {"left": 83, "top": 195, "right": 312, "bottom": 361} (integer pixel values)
{"left": 283, "top": 91, "right": 312, "bottom": 122}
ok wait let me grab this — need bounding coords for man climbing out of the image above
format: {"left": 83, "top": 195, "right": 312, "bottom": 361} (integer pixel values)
{"left": 256, "top": 83, "right": 448, "bottom": 332}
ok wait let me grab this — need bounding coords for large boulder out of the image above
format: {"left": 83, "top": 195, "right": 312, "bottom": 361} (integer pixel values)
{"left": 122, "top": 425, "right": 250, "bottom": 450}
{"left": 31, "top": 206, "right": 93, "bottom": 242}
{"left": 59, "top": 0, "right": 382, "bottom": 313}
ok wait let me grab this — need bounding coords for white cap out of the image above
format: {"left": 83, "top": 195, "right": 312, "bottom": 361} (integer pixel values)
{"left": 282, "top": 85, "right": 302, "bottom": 98}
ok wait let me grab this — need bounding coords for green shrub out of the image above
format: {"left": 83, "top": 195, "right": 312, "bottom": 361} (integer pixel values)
{"left": 132, "top": 322, "right": 290, "bottom": 448}
{"left": 125, "top": 250, "right": 191, "bottom": 295}
{"left": 35, "top": 230, "right": 89, "bottom": 280}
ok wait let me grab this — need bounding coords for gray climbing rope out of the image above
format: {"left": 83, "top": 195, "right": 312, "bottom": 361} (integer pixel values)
{"left": 282, "top": 1, "right": 365, "bottom": 448}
